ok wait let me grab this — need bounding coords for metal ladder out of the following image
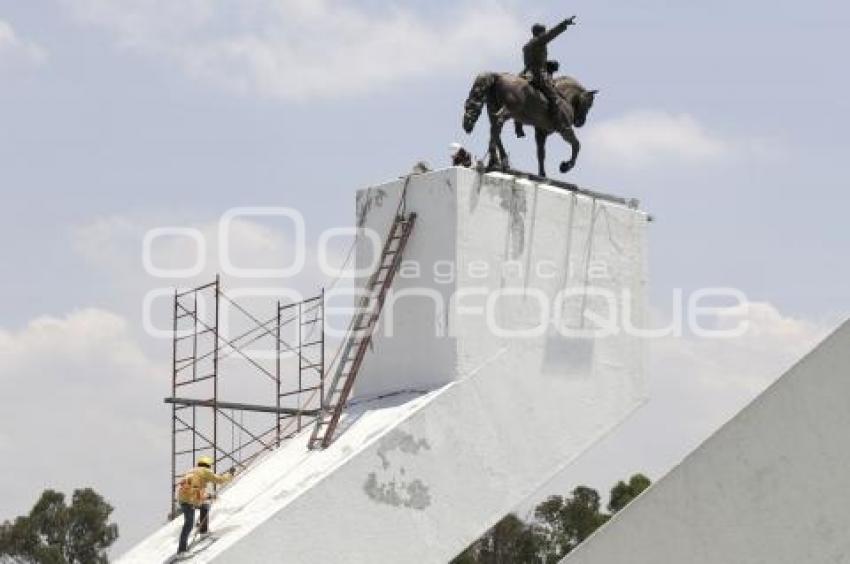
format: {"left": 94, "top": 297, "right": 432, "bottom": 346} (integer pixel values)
{"left": 308, "top": 211, "right": 417, "bottom": 449}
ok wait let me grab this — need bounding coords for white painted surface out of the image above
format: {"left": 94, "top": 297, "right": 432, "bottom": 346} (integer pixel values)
{"left": 116, "top": 392, "right": 435, "bottom": 564}
{"left": 119, "top": 168, "right": 649, "bottom": 563}
{"left": 562, "top": 319, "right": 850, "bottom": 564}
{"left": 353, "top": 167, "right": 649, "bottom": 405}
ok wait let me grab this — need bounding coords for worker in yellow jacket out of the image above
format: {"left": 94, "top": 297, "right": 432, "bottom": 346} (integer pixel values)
{"left": 176, "top": 456, "right": 232, "bottom": 553}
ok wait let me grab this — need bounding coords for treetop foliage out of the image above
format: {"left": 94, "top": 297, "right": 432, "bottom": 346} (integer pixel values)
{"left": 0, "top": 488, "right": 118, "bottom": 564}
{"left": 452, "top": 473, "right": 651, "bottom": 564}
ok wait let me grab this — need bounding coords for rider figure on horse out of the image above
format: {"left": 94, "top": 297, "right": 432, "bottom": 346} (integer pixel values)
{"left": 516, "top": 17, "right": 576, "bottom": 137}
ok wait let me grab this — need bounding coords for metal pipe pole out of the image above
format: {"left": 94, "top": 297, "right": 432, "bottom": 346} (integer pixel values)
{"left": 170, "top": 289, "right": 178, "bottom": 516}
{"left": 297, "top": 300, "right": 302, "bottom": 432}
{"left": 164, "top": 397, "right": 319, "bottom": 416}
{"left": 191, "top": 290, "right": 198, "bottom": 464}
{"left": 320, "top": 288, "right": 325, "bottom": 414}
{"left": 213, "top": 275, "right": 220, "bottom": 474}
{"left": 276, "top": 301, "right": 281, "bottom": 447}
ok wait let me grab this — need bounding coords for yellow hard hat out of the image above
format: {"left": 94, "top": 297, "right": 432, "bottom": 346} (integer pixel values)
{"left": 197, "top": 456, "right": 214, "bottom": 467}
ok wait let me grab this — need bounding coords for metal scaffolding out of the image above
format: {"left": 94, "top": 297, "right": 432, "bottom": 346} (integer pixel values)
{"left": 168, "top": 276, "right": 324, "bottom": 515}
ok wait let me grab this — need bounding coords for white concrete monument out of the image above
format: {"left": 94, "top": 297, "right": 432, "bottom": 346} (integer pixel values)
{"left": 118, "top": 167, "right": 649, "bottom": 563}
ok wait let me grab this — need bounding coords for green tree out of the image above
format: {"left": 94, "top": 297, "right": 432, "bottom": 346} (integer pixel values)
{"left": 534, "top": 486, "right": 609, "bottom": 561}
{"left": 451, "top": 514, "right": 544, "bottom": 564}
{"left": 607, "top": 473, "right": 651, "bottom": 514}
{"left": 0, "top": 488, "right": 118, "bottom": 564}
{"left": 451, "top": 473, "right": 652, "bottom": 563}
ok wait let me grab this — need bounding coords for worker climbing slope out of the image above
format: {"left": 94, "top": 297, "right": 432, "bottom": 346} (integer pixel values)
{"left": 175, "top": 456, "right": 233, "bottom": 555}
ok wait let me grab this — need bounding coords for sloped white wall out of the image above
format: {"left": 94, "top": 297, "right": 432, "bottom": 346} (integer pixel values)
{"left": 562, "top": 320, "right": 850, "bottom": 564}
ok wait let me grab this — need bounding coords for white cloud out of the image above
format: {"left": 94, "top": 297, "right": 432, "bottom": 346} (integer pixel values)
{"left": 0, "top": 309, "right": 164, "bottom": 552}
{"left": 654, "top": 301, "right": 831, "bottom": 414}
{"left": 73, "top": 213, "right": 345, "bottom": 295}
{"left": 0, "top": 309, "right": 153, "bottom": 373}
{"left": 535, "top": 301, "right": 837, "bottom": 505}
{"left": 64, "top": 0, "right": 524, "bottom": 101}
{"left": 72, "top": 212, "right": 353, "bottom": 363}
{"left": 0, "top": 18, "right": 47, "bottom": 70}
{"left": 585, "top": 110, "right": 731, "bottom": 169}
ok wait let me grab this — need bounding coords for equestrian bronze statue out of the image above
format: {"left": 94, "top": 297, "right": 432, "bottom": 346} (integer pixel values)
{"left": 462, "top": 17, "right": 598, "bottom": 176}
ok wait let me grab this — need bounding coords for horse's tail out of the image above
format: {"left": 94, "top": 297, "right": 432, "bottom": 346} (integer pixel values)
{"left": 463, "top": 72, "right": 498, "bottom": 134}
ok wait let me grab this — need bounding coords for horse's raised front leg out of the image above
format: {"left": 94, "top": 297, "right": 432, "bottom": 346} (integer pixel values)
{"left": 559, "top": 126, "right": 580, "bottom": 174}
{"left": 534, "top": 128, "right": 547, "bottom": 177}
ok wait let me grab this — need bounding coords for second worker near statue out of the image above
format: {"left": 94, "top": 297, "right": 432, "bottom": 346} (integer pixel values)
{"left": 516, "top": 17, "right": 577, "bottom": 138}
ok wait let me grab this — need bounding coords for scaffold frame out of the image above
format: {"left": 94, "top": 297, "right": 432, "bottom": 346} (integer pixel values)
{"left": 167, "top": 276, "right": 324, "bottom": 515}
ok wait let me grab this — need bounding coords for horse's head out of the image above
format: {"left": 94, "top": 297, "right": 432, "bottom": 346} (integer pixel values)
{"left": 462, "top": 107, "right": 477, "bottom": 134}
{"left": 462, "top": 73, "right": 499, "bottom": 134}
{"left": 572, "top": 89, "right": 598, "bottom": 128}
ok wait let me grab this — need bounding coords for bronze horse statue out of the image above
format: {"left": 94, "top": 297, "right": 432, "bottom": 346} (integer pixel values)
{"left": 462, "top": 72, "right": 597, "bottom": 176}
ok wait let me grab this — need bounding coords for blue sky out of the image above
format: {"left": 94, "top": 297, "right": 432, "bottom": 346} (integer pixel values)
{"left": 1, "top": 0, "right": 848, "bottom": 553}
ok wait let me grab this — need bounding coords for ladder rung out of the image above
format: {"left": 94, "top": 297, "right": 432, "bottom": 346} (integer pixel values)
{"left": 347, "top": 349, "right": 367, "bottom": 360}
{"left": 300, "top": 362, "right": 323, "bottom": 370}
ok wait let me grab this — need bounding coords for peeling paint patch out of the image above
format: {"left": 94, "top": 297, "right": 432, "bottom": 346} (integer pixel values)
{"left": 363, "top": 430, "right": 433, "bottom": 510}
{"left": 356, "top": 187, "right": 387, "bottom": 227}
{"left": 376, "top": 431, "right": 430, "bottom": 470}
{"left": 363, "top": 473, "right": 432, "bottom": 510}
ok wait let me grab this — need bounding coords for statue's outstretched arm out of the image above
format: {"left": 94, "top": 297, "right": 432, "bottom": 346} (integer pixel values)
{"left": 541, "top": 16, "right": 576, "bottom": 44}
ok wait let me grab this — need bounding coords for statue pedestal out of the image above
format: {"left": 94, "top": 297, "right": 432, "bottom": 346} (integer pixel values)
{"left": 353, "top": 166, "right": 649, "bottom": 406}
